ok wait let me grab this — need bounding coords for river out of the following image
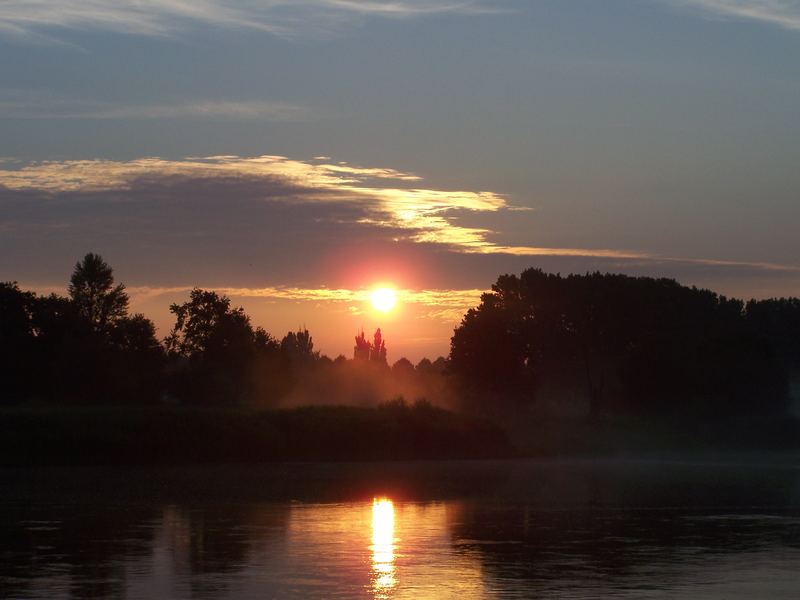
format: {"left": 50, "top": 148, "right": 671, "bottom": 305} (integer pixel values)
{"left": 2, "top": 459, "right": 799, "bottom": 598}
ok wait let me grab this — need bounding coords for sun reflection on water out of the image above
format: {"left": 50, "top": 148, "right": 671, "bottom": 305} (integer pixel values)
{"left": 371, "top": 498, "right": 396, "bottom": 597}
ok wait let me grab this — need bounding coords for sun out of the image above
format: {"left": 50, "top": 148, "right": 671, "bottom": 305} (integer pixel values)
{"left": 370, "top": 287, "right": 397, "bottom": 313}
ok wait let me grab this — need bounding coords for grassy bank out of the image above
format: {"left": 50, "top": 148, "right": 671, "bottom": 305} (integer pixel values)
{"left": 0, "top": 402, "right": 513, "bottom": 466}
{"left": 3, "top": 403, "right": 799, "bottom": 466}
{"left": 505, "top": 413, "right": 800, "bottom": 459}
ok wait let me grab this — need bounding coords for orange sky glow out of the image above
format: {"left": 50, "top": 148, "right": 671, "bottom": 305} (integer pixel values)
{"left": 4, "top": 153, "right": 799, "bottom": 362}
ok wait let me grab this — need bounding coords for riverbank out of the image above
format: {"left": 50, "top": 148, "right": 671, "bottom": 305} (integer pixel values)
{"left": 2, "top": 404, "right": 799, "bottom": 466}
{"left": 0, "top": 402, "right": 512, "bottom": 466}
{"left": 504, "top": 412, "right": 800, "bottom": 459}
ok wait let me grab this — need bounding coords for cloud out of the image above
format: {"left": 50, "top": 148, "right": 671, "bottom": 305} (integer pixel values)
{"left": 2, "top": 154, "right": 798, "bottom": 286}
{"left": 0, "top": 154, "right": 679, "bottom": 268}
{"left": 0, "top": 155, "right": 417, "bottom": 191}
{"left": 5, "top": 152, "right": 798, "bottom": 362}
{"left": 0, "top": 91, "right": 314, "bottom": 121}
{"left": 668, "top": 0, "right": 800, "bottom": 32}
{"left": 217, "top": 285, "right": 488, "bottom": 322}
{"left": 121, "top": 284, "right": 486, "bottom": 317}
{"left": 0, "top": 0, "right": 502, "bottom": 42}
{"left": 6, "top": 152, "right": 795, "bottom": 357}
{"left": 0, "top": 154, "right": 519, "bottom": 258}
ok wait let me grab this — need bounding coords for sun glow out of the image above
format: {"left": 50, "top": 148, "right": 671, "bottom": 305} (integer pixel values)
{"left": 370, "top": 287, "right": 397, "bottom": 313}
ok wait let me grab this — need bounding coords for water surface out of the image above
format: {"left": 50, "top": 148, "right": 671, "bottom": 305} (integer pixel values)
{"left": 2, "top": 460, "right": 800, "bottom": 598}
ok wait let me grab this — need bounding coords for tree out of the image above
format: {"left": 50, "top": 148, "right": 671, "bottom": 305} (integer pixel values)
{"left": 110, "top": 314, "right": 162, "bottom": 355}
{"left": 165, "top": 289, "right": 283, "bottom": 403}
{"left": 68, "top": 253, "right": 129, "bottom": 331}
{"left": 431, "top": 356, "right": 448, "bottom": 373}
{"left": 450, "top": 269, "right": 790, "bottom": 417}
{"left": 745, "top": 298, "right": 800, "bottom": 368}
{"left": 107, "top": 313, "right": 165, "bottom": 401}
{"left": 0, "top": 282, "right": 37, "bottom": 401}
{"left": 371, "top": 328, "right": 387, "bottom": 364}
{"left": 353, "top": 328, "right": 388, "bottom": 364}
{"left": 65, "top": 255, "right": 165, "bottom": 403}
{"left": 281, "top": 328, "right": 319, "bottom": 368}
{"left": 0, "top": 282, "right": 33, "bottom": 338}
{"left": 354, "top": 329, "right": 371, "bottom": 361}
{"left": 392, "top": 357, "right": 415, "bottom": 377}
{"left": 415, "top": 357, "right": 433, "bottom": 373}
{"left": 166, "top": 289, "right": 256, "bottom": 360}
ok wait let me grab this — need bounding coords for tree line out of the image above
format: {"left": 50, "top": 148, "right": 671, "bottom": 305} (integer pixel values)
{"left": 450, "top": 268, "right": 800, "bottom": 417}
{"left": 1, "top": 253, "right": 448, "bottom": 406}
{"left": 3, "top": 256, "right": 799, "bottom": 419}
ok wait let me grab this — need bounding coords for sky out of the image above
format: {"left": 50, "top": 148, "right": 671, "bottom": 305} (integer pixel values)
{"left": 1, "top": 0, "right": 799, "bottom": 361}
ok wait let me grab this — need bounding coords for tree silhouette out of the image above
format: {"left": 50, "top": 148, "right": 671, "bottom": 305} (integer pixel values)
{"left": 353, "top": 328, "right": 388, "bottom": 364}
{"left": 372, "top": 328, "right": 387, "bottom": 364}
{"left": 4, "top": 254, "right": 798, "bottom": 425}
{"left": 68, "top": 253, "right": 129, "bottom": 331}
{"left": 0, "top": 255, "right": 164, "bottom": 403}
{"left": 0, "top": 282, "right": 37, "bottom": 401}
{"left": 281, "top": 328, "right": 319, "bottom": 368}
{"left": 166, "top": 289, "right": 251, "bottom": 359}
{"left": 107, "top": 313, "right": 164, "bottom": 401}
{"left": 354, "top": 329, "right": 371, "bottom": 361}
{"left": 450, "top": 269, "right": 790, "bottom": 417}
{"left": 416, "top": 357, "right": 433, "bottom": 373}
{"left": 166, "top": 289, "right": 283, "bottom": 403}
{"left": 745, "top": 298, "right": 800, "bottom": 369}
{"left": 64, "top": 254, "right": 162, "bottom": 403}
{"left": 392, "top": 357, "right": 414, "bottom": 377}
{"left": 110, "top": 314, "right": 161, "bottom": 355}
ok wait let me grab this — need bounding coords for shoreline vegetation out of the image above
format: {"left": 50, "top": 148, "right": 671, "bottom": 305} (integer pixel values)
{"left": 2, "top": 405, "right": 800, "bottom": 466}
{"left": 3, "top": 253, "right": 800, "bottom": 465}
{"left": 0, "top": 402, "right": 513, "bottom": 466}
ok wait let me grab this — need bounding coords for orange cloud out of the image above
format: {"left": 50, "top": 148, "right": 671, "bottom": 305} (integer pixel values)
{"left": 117, "top": 285, "right": 486, "bottom": 321}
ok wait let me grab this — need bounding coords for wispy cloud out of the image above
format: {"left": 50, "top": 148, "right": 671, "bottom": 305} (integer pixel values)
{"left": 0, "top": 91, "right": 314, "bottom": 121}
{"left": 0, "top": 154, "right": 633, "bottom": 261}
{"left": 22, "top": 283, "right": 487, "bottom": 324}
{"left": 161, "top": 286, "right": 486, "bottom": 323}
{"left": 0, "top": 155, "right": 419, "bottom": 190}
{"left": 668, "top": 0, "right": 800, "bottom": 32}
{"left": 319, "top": 0, "right": 501, "bottom": 16}
{"left": 0, "top": 0, "right": 501, "bottom": 42}
{"left": 128, "top": 284, "right": 484, "bottom": 307}
{"left": 206, "top": 285, "right": 488, "bottom": 321}
{"left": 2, "top": 154, "right": 798, "bottom": 277}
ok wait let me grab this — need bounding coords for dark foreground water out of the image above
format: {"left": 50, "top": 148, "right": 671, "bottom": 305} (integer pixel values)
{"left": 2, "top": 459, "right": 800, "bottom": 599}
